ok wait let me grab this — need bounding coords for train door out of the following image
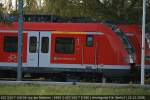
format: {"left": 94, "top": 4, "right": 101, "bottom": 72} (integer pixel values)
{"left": 27, "top": 32, "right": 39, "bottom": 67}
{"left": 27, "top": 32, "right": 50, "bottom": 67}
{"left": 39, "top": 32, "right": 50, "bottom": 67}
{"left": 83, "top": 34, "right": 98, "bottom": 65}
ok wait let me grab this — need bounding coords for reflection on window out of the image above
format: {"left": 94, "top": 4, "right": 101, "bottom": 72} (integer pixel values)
{"left": 55, "top": 37, "right": 75, "bottom": 54}
{"left": 41, "top": 37, "right": 49, "bottom": 53}
{"left": 86, "top": 35, "right": 93, "bottom": 47}
{"left": 4, "top": 36, "right": 18, "bottom": 52}
{"left": 29, "top": 37, "right": 37, "bottom": 53}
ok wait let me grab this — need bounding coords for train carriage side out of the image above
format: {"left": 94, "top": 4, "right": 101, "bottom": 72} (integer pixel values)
{"left": 0, "top": 32, "right": 27, "bottom": 66}
{"left": 98, "top": 24, "right": 134, "bottom": 79}
{"left": 117, "top": 24, "right": 150, "bottom": 78}
{"left": 0, "top": 22, "right": 132, "bottom": 81}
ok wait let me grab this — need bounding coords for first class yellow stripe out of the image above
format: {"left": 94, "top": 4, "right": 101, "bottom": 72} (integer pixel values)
{"left": 52, "top": 31, "right": 85, "bottom": 34}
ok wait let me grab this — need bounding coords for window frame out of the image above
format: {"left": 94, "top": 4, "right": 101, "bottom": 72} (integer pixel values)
{"left": 41, "top": 37, "right": 49, "bottom": 53}
{"left": 55, "top": 37, "right": 75, "bottom": 54}
{"left": 86, "top": 35, "right": 94, "bottom": 47}
{"left": 4, "top": 36, "right": 18, "bottom": 52}
{"left": 29, "top": 36, "right": 37, "bottom": 53}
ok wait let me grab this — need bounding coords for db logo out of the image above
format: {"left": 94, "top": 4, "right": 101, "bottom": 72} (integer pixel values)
{"left": 8, "top": 54, "right": 17, "bottom": 62}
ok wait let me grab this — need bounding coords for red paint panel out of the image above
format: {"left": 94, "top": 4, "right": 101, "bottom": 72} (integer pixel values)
{"left": 98, "top": 35, "right": 117, "bottom": 64}
{"left": 83, "top": 35, "right": 97, "bottom": 64}
{"left": 98, "top": 24, "right": 129, "bottom": 65}
{"left": 0, "top": 22, "right": 100, "bottom": 32}
{"left": 51, "top": 33, "right": 83, "bottom": 64}
{"left": 0, "top": 22, "right": 129, "bottom": 66}
{"left": 118, "top": 24, "right": 150, "bottom": 65}
{"left": 22, "top": 33, "right": 27, "bottom": 63}
{"left": 0, "top": 32, "right": 27, "bottom": 63}
{"left": 50, "top": 32, "right": 128, "bottom": 65}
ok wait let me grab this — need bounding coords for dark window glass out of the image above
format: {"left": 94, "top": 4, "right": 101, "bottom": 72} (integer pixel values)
{"left": 41, "top": 37, "right": 49, "bottom": 53}
{"left": 86, "top": 35, "right": 93, "bottom": 47}
{"left": 55, "top": 37, "right": 75, "bottom": 54}
{"left": 29, "top": 37, "right": 37, "bottom": 53}
{"left": 4, "top": 36, "right": 18, "bottom": 52}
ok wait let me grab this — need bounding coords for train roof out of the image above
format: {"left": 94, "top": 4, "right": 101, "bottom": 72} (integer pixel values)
{"left": 117, "top": 24, "right": 141, "bottom": 35}
{"left": 0, "top": 22, "right": 104, "bottom": 32}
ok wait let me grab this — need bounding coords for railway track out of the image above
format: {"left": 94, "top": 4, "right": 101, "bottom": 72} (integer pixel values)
{"left": 0, "top": 80, "right": 150, "bottom": 88}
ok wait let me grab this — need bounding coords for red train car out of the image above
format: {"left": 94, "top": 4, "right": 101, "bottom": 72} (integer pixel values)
{"left": 0, "top": 22, "right": 135, "bottom": 81}
{"left": 117, "top": 24, "right": 150, "bottom": 76}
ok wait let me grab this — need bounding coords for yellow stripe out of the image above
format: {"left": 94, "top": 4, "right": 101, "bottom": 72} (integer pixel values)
{"left": 52, "top": 31, "right": 84, "bottom": 34}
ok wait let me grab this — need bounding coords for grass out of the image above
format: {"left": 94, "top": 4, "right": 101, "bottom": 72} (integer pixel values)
{"left": 0, "top": 84, "right": 149, "bottom": 95}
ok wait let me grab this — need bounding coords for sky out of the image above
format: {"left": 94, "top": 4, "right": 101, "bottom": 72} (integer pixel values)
{"left": 0, "top": 0, "right": 16, "bottom": 8}
{"left": 11, "top": 0, "right": 16, "bottom": 7}
{"left": 0, "top": 0, "right": 44, "bottom": 9}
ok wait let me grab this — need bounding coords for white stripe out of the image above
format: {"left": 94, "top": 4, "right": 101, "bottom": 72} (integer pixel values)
{"left": 0, "top": 63, "right": 130, "bottom": 70}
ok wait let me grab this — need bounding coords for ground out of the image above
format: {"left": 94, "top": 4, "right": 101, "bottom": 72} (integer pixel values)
{"left": 0, "top": 83, "right": 149, "bottom": 95}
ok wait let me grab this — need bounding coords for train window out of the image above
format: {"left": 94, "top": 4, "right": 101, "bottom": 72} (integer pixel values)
{"left": 4, "top": 36, "right": 18, "bottom": 52}
{"left": 55, "top": 37, "right": 75, "bottom": 54}
{"left": 29, "top": 37, "right": 37, "bottom": 53}
{"left": 41, "top": 37, "right": 49, "bottom": 53}
{"left": 86, "top": 35, "right": 93, "bottom": 47}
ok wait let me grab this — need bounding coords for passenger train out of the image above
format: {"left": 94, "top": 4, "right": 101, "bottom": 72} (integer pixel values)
{"left": 0, "top": 21, "right": 149, "bottom": 82}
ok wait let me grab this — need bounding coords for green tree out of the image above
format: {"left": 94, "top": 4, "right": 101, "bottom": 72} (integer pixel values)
{"left": 0, "top": 3, "right": 6, "bottom": 22}
{"left": 24, "top": 0, "right": 39, "bottom": 14}
{"left": 3, "top": 0, "right": 149, "bottom": 25}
